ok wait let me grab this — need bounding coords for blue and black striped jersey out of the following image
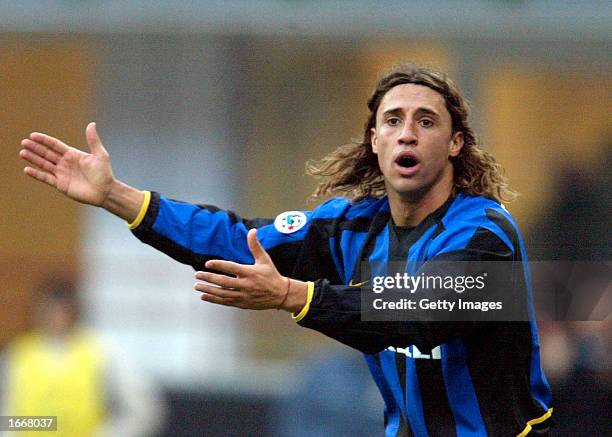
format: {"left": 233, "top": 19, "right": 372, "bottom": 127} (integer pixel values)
{"left": 132, "top": 191, "right": 553, "bottom": 436}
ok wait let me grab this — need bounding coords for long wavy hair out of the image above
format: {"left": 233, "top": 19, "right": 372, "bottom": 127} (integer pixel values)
{"left": 307, "top": 64, "right": 516, "bottom": 203}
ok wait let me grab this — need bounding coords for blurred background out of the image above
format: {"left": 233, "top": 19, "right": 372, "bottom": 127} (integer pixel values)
{"left": 1, "top": 1, "right": 610, "bottom": 436}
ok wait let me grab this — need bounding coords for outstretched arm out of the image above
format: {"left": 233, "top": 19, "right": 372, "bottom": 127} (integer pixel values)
{"left": 21, "top": 123, "right": 316, "bottom": 275}
{"left": 19, "top": 122, "right": 145, "bottom": 223}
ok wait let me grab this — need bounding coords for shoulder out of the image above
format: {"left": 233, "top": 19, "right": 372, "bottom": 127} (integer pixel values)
{"left": 5, "top": 332, "right": 40, "bottom": 356}
{"left": 311, "top": 196, "right": 388, "bottom": 221}
{"left": 430, "top": 193, "right": 523, "bottom": 257}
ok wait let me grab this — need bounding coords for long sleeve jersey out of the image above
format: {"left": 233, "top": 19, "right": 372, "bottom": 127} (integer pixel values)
{"left": 131, "top": 191, "right": 553, "bottom": 436}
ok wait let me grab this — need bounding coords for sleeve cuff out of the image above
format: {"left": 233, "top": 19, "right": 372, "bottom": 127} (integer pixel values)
{"left": 292, "top": 281, "right": 315, "bottom": 322}
{"left": 127, "top": 191, "right": 152, "bottom": 230}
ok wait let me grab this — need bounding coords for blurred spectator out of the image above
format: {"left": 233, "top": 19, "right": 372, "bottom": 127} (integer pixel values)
{"left": 0, "top": 276, "right": 165, "bottom": 437}
{"left": 529, "top": 142, "right": 611, "bottom": 434}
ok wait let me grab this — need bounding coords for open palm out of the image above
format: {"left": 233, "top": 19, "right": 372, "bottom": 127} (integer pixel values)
{"left": 20, "top": 122, "right": 114, "bottom": 206}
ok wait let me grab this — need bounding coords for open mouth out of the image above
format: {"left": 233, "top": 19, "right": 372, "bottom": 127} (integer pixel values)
{"left": 395, "top": 152, "right": 420, "bottom": 169}
{"left": 396, "top": 155, "right": 419, "bottom": 168}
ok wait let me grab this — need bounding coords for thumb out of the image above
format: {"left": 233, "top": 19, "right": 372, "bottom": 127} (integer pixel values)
{"left": 247, "top": 228, "right": 269, "bottom": 263}
{"left": 85, "top": 122, "right": 108, "bottom": 156}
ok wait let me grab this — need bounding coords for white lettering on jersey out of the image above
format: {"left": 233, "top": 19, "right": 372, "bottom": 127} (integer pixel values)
{"left": 386, "top": 345, "right": 441, "bottom": 360}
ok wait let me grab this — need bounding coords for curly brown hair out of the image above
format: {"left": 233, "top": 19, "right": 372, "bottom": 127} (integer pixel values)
{"left": 307, "top": 64, "right": 516, "bottom": 203}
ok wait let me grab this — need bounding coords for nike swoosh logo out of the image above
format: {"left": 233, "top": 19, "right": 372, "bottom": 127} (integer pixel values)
{"left": 349, "top": 280, "right": 370, "bottom": 287}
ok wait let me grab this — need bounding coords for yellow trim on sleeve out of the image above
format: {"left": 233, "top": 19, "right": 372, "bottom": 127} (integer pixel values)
{"left": 127, "top": 191, "right": 151, "bottom": 230}
{"left": 292, "top": 281, "right": 315, "bottom": 322}
{"left": 516, "top": 408, "right": 553, "bottom": 437}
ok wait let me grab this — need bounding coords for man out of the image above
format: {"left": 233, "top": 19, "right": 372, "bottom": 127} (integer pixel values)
{"left": 20, "top": 65, "right": 552, "bottom": 436}
{"left": 0, "top": 277, "right": 165, "bottom": 437}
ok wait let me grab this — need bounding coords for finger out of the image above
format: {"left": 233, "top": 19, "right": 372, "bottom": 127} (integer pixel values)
{"left": 195, "top": 271, "right": 243, "bottom": 289}
{"left": 194, "top": 282, "right": 242, "bottom": 299}
{"left": 204, "top": 259, "right": 250, "bottom": 276}
{"left": 21, "top": 139, "right": 61, "bottom": 164}
{"left": 24, "top": 166, "right": 57, "bottom": 187}
{"left": 19, "top": 149, "right": 56, "bottom": 174}
{"left": 247, "top": 228, "right": 270, "bottom": 263}
{"left": 200, "top": 292, "right": 244, "bottom": 308}
{"left": 85, "top": 122, "right": 108, "bottom": 157}
{"left": 29, "top": 132, "right": 70, "bottom": 154}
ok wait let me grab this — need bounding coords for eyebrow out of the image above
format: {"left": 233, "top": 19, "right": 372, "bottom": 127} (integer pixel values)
{"left": 381, "top": 106, "right": 441, "bottom": 119}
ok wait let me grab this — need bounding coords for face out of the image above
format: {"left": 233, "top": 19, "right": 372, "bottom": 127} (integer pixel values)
{"left": 38, "top": 299, "right": 76, "bottom": 336}
{"left": 370, "top": 83, "right": 463, "bottom": 202}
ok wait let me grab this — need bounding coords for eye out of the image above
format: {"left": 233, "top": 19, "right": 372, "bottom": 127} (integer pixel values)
{"left": 386, "top": 117, "right": 401, "bottom": 127}
{"left": 418, "top": 119, "right": 434, "bottom": 128}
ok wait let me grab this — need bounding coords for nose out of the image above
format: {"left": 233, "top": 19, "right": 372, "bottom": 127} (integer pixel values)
{"left": 398, "top": 120, "right": 417, "bottom": 145}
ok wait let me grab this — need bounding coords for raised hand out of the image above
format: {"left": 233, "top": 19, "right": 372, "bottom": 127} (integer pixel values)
{"left": 194, "top": 229, "right": 307, "bottom": 313}
{"left": 20, "top": 122, "right": 114, "bottom": 207}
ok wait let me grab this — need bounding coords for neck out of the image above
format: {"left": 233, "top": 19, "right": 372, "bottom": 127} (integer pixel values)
{"left": 387, "top": 172, "right": 454, "bottom": 227}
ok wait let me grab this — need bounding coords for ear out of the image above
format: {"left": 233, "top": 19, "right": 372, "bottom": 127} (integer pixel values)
{"left": 449, "top": 132, "right": 464, "bottom": 157}
{"left": 371, "top": 127, "right": 378, "bottom": 154}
